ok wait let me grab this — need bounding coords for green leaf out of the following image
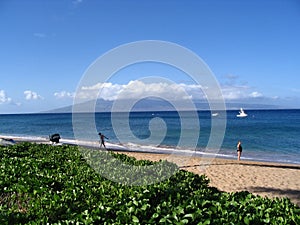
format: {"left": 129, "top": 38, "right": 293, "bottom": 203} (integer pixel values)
{"left": 180, "top": 218, "right": 189, "bottom": 224}
{"left": 141, "top": 203, "right": 149, "bottom": 211}
{"left": 203, "top": 219, "right": 211, "bottom": 225}
{"left": 159, "top": 217, "right": 166, "bottom": 223}
{"left": 152, "top": 213, "right": 159, "bottom": 218}
{"left": 132, "top": 215, "right": 139, "bottom": 223}
{"left": 244, "top": 216, "right": 250, "bottom": 225}
{"left": 128, "top": 206, "right": 134, "bottom": 213}
{"left": 183, "top": 214, "right": 194, "bottom": 219}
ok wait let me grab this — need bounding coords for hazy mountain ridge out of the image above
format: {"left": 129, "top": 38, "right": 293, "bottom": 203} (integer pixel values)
{"left": 44, "top": 98, "right": 281, "bottom": 113}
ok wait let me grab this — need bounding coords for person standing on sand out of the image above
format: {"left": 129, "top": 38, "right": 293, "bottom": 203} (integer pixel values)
{"left": 98, "top": 132, "right": 109, "bottom": 149}
{"left": 237, "top": 140, "right": 242, "bottom": 161}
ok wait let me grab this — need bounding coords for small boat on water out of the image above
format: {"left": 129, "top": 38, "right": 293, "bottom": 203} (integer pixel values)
{"left": 237, "top": 108, "right": 248, "bottom": 118}
{"left": 212, "top": 112, "right": 219, "bottom": 117}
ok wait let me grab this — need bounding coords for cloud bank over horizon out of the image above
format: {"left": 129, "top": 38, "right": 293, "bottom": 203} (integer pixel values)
{"left": 0, "top": 79, "right": 297, "bottom": 113}
{"left": 74, "top": 80, "right": 266, "bottom": 103}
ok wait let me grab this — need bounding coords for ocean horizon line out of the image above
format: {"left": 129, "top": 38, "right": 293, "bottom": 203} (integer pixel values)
{"left": 1, "top": 107, "right": 300, "bottom": 115}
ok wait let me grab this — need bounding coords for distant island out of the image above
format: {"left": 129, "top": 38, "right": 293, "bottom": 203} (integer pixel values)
{"left": 44, "top": 98, "right": 281, "bottom": 113}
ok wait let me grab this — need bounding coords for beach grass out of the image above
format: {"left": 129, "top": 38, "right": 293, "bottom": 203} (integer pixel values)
{"left": 0, "top": 142, "right": 299, "bottom": 224}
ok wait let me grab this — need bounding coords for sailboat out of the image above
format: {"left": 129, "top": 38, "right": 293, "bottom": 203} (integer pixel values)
{"left": 236, "top": 108, "right": 248, "bottom": 117}
{"left": 211, "top": 112, "right": 219, "bottom": 117}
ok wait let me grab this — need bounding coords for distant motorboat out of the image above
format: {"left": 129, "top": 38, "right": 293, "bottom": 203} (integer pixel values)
{"left": 212, "top": 112, "right": 219, "bottom": 117}
{"left": 237, "top": 108, "right": 248, "bottom": 117}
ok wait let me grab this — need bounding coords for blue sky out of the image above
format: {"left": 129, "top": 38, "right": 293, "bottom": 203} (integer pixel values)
{"left": 0, "top": 0, "right": 300, "bottom": 113}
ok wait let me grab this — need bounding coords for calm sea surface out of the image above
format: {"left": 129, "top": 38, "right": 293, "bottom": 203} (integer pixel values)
{"left": 0, "top": 109, "right": 299, "bottom": 164}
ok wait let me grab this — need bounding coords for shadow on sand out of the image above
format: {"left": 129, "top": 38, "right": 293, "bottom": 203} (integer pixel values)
{"left": 179, "top": 161, "right": 300, "bottom": 170}
{"left": 248, "top": 186, "right": 300, "bottom": 206}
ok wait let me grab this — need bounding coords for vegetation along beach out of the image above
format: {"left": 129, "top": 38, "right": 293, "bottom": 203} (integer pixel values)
{"left": 0, "top": 142, "right": 299, "bottom": 224}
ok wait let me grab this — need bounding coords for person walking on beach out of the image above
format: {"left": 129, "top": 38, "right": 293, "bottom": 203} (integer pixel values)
{"left": 237, "top": 140, "right": 242, "bottom": 161}
{"left": 98, "top": 132, "right": 108, "bottom": 149}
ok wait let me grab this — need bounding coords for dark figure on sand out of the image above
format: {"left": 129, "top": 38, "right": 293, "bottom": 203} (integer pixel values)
{"left": 49, "top": 133, "right": 60, "bottom": 144}
{"left": 237, "top": 141, "right": 242, "bottom": 161}
{"left": 98, "top": 132, "right": 108, "bottom": 149}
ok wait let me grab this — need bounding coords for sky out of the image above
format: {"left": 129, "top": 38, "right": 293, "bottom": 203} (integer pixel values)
{"left": 0, "top": 0, "right": 300, "bottom": 113}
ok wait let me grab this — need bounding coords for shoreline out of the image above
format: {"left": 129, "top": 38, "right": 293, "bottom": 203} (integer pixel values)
{"left": 2, "top": 134, "right": 299, "bottom": 166}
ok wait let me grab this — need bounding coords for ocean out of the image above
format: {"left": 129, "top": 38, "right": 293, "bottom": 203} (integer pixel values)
{"left": 0, "top": 109, "right": 299, "bottom": 165}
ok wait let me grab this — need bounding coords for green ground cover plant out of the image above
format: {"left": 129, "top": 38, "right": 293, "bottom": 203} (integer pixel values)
{"left": 0, "top": 143, "right": 299, "bottom": 224}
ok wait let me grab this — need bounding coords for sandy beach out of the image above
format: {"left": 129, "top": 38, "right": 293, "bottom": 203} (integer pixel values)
{"left": 118, "top": 151, "right": 300, "bottom": 206}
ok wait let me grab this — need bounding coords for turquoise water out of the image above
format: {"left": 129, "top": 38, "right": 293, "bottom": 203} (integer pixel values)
{"left": 0, "top": 109, "right": 299, "bottom": 164}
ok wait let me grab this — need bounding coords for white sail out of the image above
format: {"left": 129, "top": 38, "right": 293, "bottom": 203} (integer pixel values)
{"left": 237, "top": 108, "right": 248, "bottom": 117}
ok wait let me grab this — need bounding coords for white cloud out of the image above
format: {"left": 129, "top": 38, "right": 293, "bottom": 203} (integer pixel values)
{"left": 80, "top": 82, "right": 124, "bottom": 100}
{"left": 221, "top": 85, "right": 249, "bottom": 100}
{"left": 74, "top": 80, "right": 268, "bottom": 103}
{"left": 0, "top": 90, "right": 12, "bottom": 104}
{"left": 249, "top": 91, "right": 263, "bottom": 98}
{"left": 54, "top": 91, "right": 74, "bottom": 99}
{"left": 118, "top": 80, "right": 192, "bottom": 100}
{"left": 178, "top": 83, "right": 206, "bottom": 99}
{"left": 77, "top": 81, "right": 195, "bottom": 101}
{"left": 24, "top": 90, "right": 43, "bottom": 100}
{"left": 220, "top": 74, "right": 263, "bottom": 100}
{"left": 221, "top": 86, "right": 265, "bottom": 100}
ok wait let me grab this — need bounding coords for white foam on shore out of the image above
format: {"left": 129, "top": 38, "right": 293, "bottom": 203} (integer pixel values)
{"left": 0, "top": 134, "right": 212, "bottom": 156}
{"left": 1, "top": 134, "right": 299, "bottom": 165}
{"left": 0, "top": 135, "right": 269, "bottom": 159}
{"left": 0, "top": 134, "right": 49, "bottom": 143}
